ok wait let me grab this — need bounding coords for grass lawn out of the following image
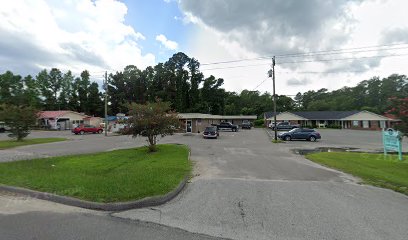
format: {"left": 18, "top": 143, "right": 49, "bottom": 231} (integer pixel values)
{"left": 0, "top": 144, "right": 191, "bottom": 202}
{"left": 306, "top": 152, "right": 408, "bottom": 195}
{"left": 0, "top": 138, "right": 67, "bottom": 149}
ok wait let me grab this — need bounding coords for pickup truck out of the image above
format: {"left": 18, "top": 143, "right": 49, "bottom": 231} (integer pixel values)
{"left": 269, "top": 122, "right": 299, "bottom": 131}
{"left": 216, "top": 122, "right": 239, "bottom": 132}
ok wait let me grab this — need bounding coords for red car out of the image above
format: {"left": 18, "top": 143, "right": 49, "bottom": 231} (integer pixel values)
{"left": 72, "top": 125, "right": 103, "bottom": 135}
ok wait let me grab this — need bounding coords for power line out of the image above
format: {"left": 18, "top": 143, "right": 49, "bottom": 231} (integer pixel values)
{"left": 275, "top": 43, "right": 408, "bottom": 58}
{"left": 278, "top": 52, "right": 408, "bottom": 64}
{"left": 199, "top": 42, "right": 408, "bottom": 66}
{"left": 276, "top": 46, "right": 408, "bottom": 59}
{"left": 201, "top": 63, "right": 270, "bottom": 71}
{"left": 201, "top": 53, "right": 408, "bottom": 71}
{"left": 252, "top": 77, "right": 269, "bottom": 91}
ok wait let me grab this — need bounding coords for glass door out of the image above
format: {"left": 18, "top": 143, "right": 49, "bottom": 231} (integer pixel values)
{"left": 186, "top": 120, "right": 192, "bottom": 133}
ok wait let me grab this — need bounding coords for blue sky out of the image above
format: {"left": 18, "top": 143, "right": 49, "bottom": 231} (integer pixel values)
{"left": 122, "top": 0, "right": 191, "bottom": 63}
{"left": 0, "top": 0, "right": 407, "bottom": 94}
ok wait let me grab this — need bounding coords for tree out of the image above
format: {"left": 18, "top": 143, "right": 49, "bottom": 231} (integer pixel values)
{"left": 125, "top": 100, "right": 180, "bottom": 152}
{"left": 58, "top": 71, "right": 74, "bottom": 111}
{"left": 386, "top": 97, "right": 408, "bottom": 136}
{"left": 0, "top": 104, "right": 37, "bottom": 141}
{"left": 87, "top": 82, "right": 103, "bottom": 116}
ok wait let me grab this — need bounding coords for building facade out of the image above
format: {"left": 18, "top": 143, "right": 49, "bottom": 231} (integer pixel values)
{"left": 38, "top": 111, "right": 89, "bottom": 130}
{"left": 264, "top": 110, "right": 397, "bottom": 130}
{"left": 178, "top": 113, "right": 257, "bottom": 133}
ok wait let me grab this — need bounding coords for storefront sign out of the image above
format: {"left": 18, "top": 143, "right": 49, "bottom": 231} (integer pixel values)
{"left": 382, "top": 128, "right": 403, "bottom": 160}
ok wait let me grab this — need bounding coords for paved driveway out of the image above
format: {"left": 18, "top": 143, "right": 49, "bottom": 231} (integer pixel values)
{"left": 1, "top": 129, "right": 408, "bottom": 240}
{"left": 115, "top": 129, "right": 408, "bottom": 240}
{"left": 266, "top": 128, "right": 408, "bottom": 151}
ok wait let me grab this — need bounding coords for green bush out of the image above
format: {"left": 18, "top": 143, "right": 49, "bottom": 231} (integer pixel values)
{"left": 327, "top": 124, "right": 342, "bottom": 129}
{"left": 254, "top": 119, "right": 265, "bottom": 127}
{"left": 302, "top": 125, "right": 314, "bottom": 129}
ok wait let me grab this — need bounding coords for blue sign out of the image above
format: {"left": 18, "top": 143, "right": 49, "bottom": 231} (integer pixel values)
{"left": 382, "top": 128, "right": 403, "bottom": 160}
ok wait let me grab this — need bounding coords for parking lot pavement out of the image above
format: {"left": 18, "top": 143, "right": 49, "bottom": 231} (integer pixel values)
{"left": 114, "top": 128, "right": 408, "bottom": 240}
{"left": 0, "top": 131, "right": 147, "bottom": 162}
{"left": 266, "top": 128, "right": 408, "bottom": 151}
{"left": 2, "top": 129, "right": 408, "bottom": 239}
{"left": 0, "top": 130, "right": 75, "bottom": 140}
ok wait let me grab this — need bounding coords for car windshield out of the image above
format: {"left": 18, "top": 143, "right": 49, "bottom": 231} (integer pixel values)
{"left": 288, "top": 128, "right": 299, "bottom": 133}
{"left": 205, "top": 127, "right": 216, "bottom": 132}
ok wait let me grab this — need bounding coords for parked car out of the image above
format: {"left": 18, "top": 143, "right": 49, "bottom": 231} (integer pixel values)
{"left": 72, "top": 125, "right": 103, "bottom": 135}
{"left": 270, "top": 122, "right": 300, "bottom": 130}
{"left": 203, "top": 126, "right": 219, "bottom": 139}
{"left": 216, "top": 122, "right": 239, "bottom": 132}
{"left": 278, "top": 128, "right": 321, "bottom": 141}
{"left": 0, "top": 122, "right": 10, "bottom": 133}
{"left": 241, "top": 120, "right": 252, "bottom": 129}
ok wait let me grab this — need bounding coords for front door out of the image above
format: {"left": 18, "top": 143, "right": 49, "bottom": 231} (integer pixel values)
{"left": 186, "top": 120, "right": 192, "bottom": 133}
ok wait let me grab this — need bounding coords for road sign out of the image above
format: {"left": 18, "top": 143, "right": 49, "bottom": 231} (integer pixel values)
{"left": 382, "top": 128, "right": 403, "bottom": 160}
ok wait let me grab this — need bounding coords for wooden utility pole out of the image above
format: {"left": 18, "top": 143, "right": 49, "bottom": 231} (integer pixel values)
{"left": 272, "top": 56, "right": 277, "bottom": 141}
{"left": 104, "top": 71, "right": 108, "bottom": 136}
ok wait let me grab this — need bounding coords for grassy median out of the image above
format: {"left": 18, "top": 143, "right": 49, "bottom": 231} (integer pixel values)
{"left": 306, "top": 152, "right": 408, "bottom": 195}
{"left": 0, "top": 138, "right": 67, "bottom": 149}
{"left": 0, "top": 144, "right": 191, "bottom": 202}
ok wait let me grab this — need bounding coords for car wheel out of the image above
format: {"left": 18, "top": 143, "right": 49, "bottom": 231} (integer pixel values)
{"left": 309, "top": 136, "right": 316, "bottom": 142}
{"left": 80, "top": 131, "right": 84, "bottom": 135}
{"left": 98, "top": 130, "right": 103, "bottom": 134}
{"left": 284, "top": 135, "right": 291, "bottom": 141}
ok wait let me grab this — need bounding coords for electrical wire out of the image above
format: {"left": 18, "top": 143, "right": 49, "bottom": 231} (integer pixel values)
{"left": 278, "top": 52, "right": 408, "bottom": 64}
{"left": 200, "top": 42, "right": 408, "bottom": 66}
{"left": 252, "top": 77, "right": 270, "bottom": 91}
{"left": 201, "top": 53, "right": 408, "bottom": 71}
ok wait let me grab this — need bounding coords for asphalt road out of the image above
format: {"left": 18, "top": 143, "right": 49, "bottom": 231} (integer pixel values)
{"left": 0, "top": 192, "right": 227, "bottom": 240}
{"left": 0, "top": 212, "right": 227, "bottom": 240}
{"left": 115, "top": 129, "right": 408, "bottom": 240}
{"left": 1, "top": 129, "right": 408, "bottom": 240}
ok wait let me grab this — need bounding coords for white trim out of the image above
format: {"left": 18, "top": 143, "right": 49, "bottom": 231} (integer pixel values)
{"left": 340, "top": 110, "right": 392, "bottom": 121}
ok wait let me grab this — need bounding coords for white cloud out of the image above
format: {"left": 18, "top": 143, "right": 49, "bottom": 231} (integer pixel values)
{"left": 180, "top": 0, "right": 408, "bottom": 94}
{"left": 155, "top": 34, "right": 178, "bottom": 50}
{"left": 0, "top": 0, "right": 155, "bottom": 78}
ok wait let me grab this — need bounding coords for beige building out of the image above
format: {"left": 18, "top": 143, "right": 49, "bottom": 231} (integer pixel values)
{"left": 264, "top": 110, "right": 397, "bottom": 130}
{"left": 38, "top": 110, "right": 90, "bottom": 130}
{"left": 84, "top": 116, "right": 104, "bottom": 127}
{"left": 178, "top": 113, "right": 257, "bottom": 133}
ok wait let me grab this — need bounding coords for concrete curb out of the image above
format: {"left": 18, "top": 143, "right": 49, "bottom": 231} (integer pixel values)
{"left": 0, "top": 176, "right": 188, "bottom": 211}
{"left": 0, "top": 144, "right": 191, "bottom": 211}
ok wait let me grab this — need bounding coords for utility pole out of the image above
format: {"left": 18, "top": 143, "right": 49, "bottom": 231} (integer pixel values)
{"left": 104, "top": 71, "right": 108, "bottom": 137}
{"left": 272, "top": 56, "right": 277, "bottom": 141}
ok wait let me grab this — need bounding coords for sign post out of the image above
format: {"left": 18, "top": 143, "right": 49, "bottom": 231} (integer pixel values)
{"left": 382, "top": 128, "right": 403, "bottom": 161}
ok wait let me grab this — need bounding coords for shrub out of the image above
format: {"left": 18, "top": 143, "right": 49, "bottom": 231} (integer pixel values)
{"left": 327, "top": 124, "right": 342, "bottom": 129}
{"left": 254, "top": 119, "right": 265, "bottom": 127}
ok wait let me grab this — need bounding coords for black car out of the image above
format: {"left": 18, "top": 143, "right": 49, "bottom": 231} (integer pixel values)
{"left": 278, "top": 128, "right": 321, "bottom": 141}
{"left": 203, "top": 126, "right": 219, "bottom": 139}
{"left": 241, "top": 120, "right": 252, "bottom": 129}
{"left": 270, "top": 122, "right": 300, "bottom": 130}
{"left": 216, "top": 122, "right": 239, "bottom": 132}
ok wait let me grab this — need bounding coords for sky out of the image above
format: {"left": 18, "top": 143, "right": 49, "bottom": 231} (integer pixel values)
{"left": 1, "top": 0, "right": 408, "bottom": 96}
